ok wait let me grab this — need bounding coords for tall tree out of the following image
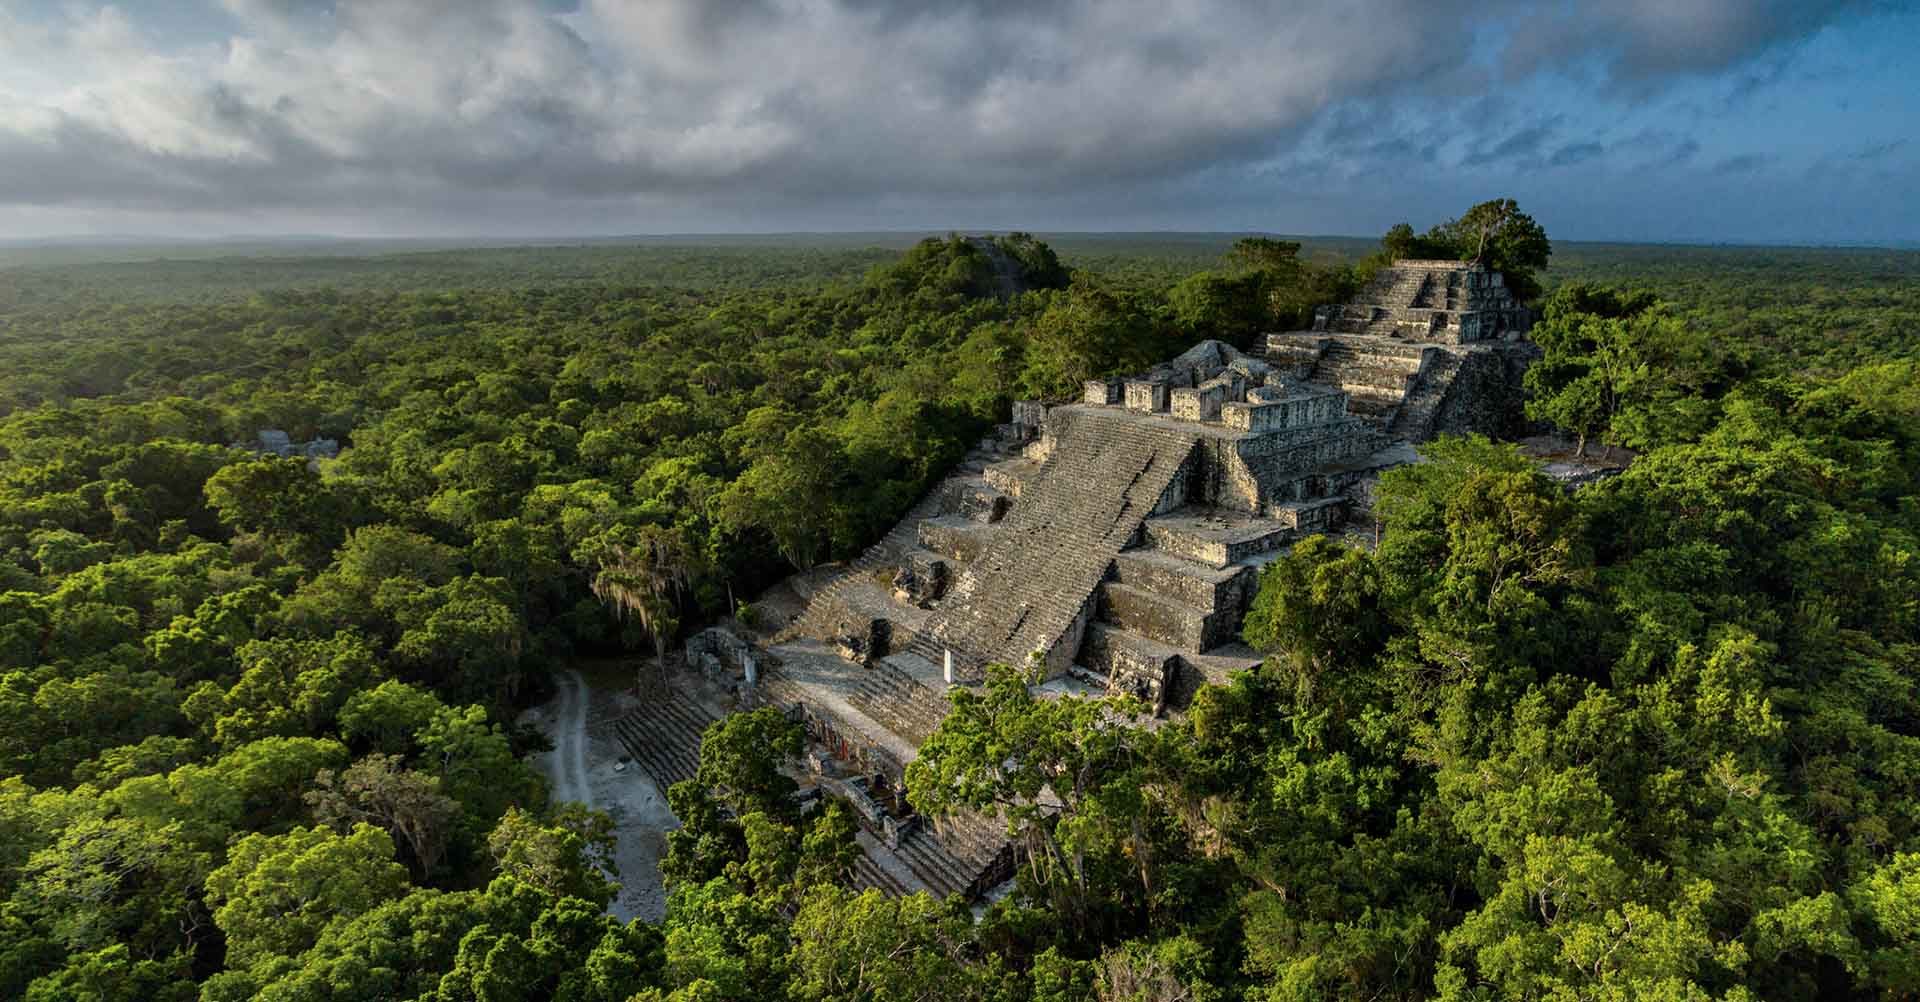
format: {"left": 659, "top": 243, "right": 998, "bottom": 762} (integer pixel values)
{"left": 1430, "top": 198, "right": 1552, "bottom": 300}
{"left": 908, "top": 665, "right": 1156, "bottom": 936}
{"left": 202, "top": 823, "right": 409, "bottom": 971}
{"left": 580, "top": 523, "right": 690, "bottom": 690}
{"left": 306, "top": 754, "right": 461, "bottom": 881}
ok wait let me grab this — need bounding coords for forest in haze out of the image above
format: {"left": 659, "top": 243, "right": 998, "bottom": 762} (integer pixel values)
{"left": 0, "top": 217, "right": 1916, "bottom": 1000}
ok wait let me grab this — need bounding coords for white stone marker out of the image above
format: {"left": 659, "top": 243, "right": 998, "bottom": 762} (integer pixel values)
{"left": 943, "top": 648, "right": 954, "bottom": 685}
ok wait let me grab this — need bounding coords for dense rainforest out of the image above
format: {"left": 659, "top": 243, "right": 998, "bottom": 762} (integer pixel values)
{"left": 0, "top": 211, "right": 1915, "bottom": 1001}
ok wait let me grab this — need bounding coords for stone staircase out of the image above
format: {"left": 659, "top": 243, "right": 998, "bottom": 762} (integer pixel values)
{"left": 1308, "top": 340, "right": 1425, "bottom": 428}
{"left": 848, "top": 850, "right": 916, "bottom": 897}
{"left": 754, "top": 644, "right": 925, "bottom": 778}
{"left": 1414, "top": 269, "right": 1466, "bottom": 310}
{"left": 1076, "top": 519, "right": 1272, "bottom": 708}
{"left": 610, "top": 692, "right": 721, "bottom": 791}
{"left": 1075, "top": 529, "right": 1267, "bottom": 702}
{"left": 911, "top": 412, "right": 1200, "bottom": 678}
{"left": 846, "top": 655, "right": 951, "bottom": 746}
{"left": 871, "top": 810, "right": 1012, "bottom": 899}
{"left": 1258, "top": 334, "right": 1327, "bottom": 374}
{"left": 1319, "top": 269, "right": 1429, "bottom": 336}
{"left": 1313, "top": 263, "right": 1527, "bottom": 343}
{"left": 1387, "top": 348, "right": 1465, "bottom": 441}
{"left": 782, "top": 450, "right": 1001, "bottom": 644}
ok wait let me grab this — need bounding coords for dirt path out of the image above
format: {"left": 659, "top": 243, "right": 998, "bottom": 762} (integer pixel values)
{"left": 521, "top": 670, "right": 678, "bottom": 924}
{"left": 551, "top": 669, "right": 593, "bottom": 809}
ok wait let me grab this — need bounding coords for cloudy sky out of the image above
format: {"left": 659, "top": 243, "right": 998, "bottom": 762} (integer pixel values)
{"left": 1, "top": 0, "right": 1915, "bottom": 243}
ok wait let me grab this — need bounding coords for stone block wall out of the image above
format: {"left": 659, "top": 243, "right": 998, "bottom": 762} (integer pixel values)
{"left": 1162, "top": 662, "right": 1210, "bottom": 713}
{"left": 1083, "top": 379, "right": 1122, "bottom": 405}
{"left": 1141, "top": 518, "right": 1290, "bottom": 568}
{"left": 1221, "top": 391, "right": 1345, "bottom": 434}
{"left": 1124, "top": 380, "right": 1170, "bottom": 413}
{"left": 1081, "top": 623, "right": 1178, "bottom": 709}
{"left": 1429, "top": 343, "right": 1538, "bottom": 439}
{"left": 1203, "top": 371, "right": 1246, "bottom": 402}
{"left": 1306, "top": 261, "right": 1529, "bottom": 344}
{"left": 1170, "top": 421, "right": 1377, "bottom": 513}
{"left": 1170, "top": 382, "right": 1225, "bottom": 422}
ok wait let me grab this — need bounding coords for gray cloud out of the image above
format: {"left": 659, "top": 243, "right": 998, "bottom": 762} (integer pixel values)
{"left": 1503, "top": 0, "right": 1865, "bottom": 87}
{"left": 1851, "top": 138, "right": 1908, "bottom": 161}
{"left": 1463, "top": 116, "right": 1565, "bottom": 167}
{"left": 1713, "top": 152, "right": 1775, "bottom": 174}
{"left": 1549, "top": 142, "right": 1606, "bottom": 168}
{"left": 0, "top": 0, "right": 1884, "bottom": 232}
{"left": 1664, "top": 139, "right": 1704, "bottom": 166}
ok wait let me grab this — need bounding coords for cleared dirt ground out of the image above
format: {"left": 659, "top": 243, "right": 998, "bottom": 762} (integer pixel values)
{"left": 521, "top": 669, "right": 679, "bottom": 923}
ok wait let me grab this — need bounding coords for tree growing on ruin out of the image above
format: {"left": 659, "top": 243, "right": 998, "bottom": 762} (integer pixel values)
{"left": 1020, "top": 276, "right": 1162, "bottom": 399}
{"left": 1241, "top": 533, "right": 1388, "bottom": 692}
{"left": 1433, "top": 198, "right": 1552, "bottom": 300}
{"left": 1378, "top": 198, "right": 1553, "bottom": 300}
{"left": 694, "top": 707, "right": 804, "bottom": 822}
{"left": 908, "top": 665, "right": 1159, "bottom": 938}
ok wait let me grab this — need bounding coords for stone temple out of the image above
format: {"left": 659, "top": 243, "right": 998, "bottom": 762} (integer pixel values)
{"left": 626, "top": 258, "right": 1538, "bottom": 898}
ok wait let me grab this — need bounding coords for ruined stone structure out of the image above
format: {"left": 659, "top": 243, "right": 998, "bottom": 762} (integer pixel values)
{"left": 241, "top": 429, "right": 340, "bottom": 464}
{"left": 624, "top": 257, "right": 1537, "bottom": 900}
{"left": 1312, "top": 259, "right": 1529, "bottom": 342}
{"left": 1260, "top": 260, "right": 1538, "bottom": 441}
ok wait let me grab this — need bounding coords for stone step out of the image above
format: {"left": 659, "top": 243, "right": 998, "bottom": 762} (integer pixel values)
{"left": 611, "top": 719, "right": 685, "bottom": 789}
{"left": 1262, "top": 332, "right": 1331, "bottom": 357}
{"left": 1079, "top": 621, "right": 1182, "bottom": 683}
{"left": 1164, "top": 644, "right": 1265, "bottom": 707}
{"left": 611, "top": 693, "right": 718, "bottom": 792}
{"left": 1187, "top": 643, "right": 1265, "bottom": 681}
{"left": 941, "top": 811, "right": 1010, "bottom": 866}
{"left": 860, "top": 657, "right": 951, "bottom": 730}
{"left": 1268, "top": 495, "right": 1347, "bottom": 532}
{"left": 1098, "top": 581, "right": 1235, "bottom": 651}
{"left": 1319, "top": 335, "right": 1429, "bottom": 358}
{"left": 880, "top": 651, "right": 949, "bottom": 691}
{"left": 920, "top": 410, "right": 1200, "bottom": 676}
{"left": 1143, "top": 510, "right": 1293, "bottom": 569}
{"left": 861, "top": 811, "right": 1008, "bottom": 902}
{"left": 1387, "top": 349, "right": 1465, "bottom": 442}
{"left": 892, "top": 832, "right": 970, "bottom": 898}
{"left": 1340, "top": 390, "right": 1403, "bottom": 415}
{"left": 1320, "top": 351, "right": 1428, "bottom": 374}
{"left": 848, "top": 851, "right": 915, "bottom": 898}
{"left": 781, "top": 450, "right": 1007, "bottom": 644}
{"left": 981, "top": 457, "right": 1042, "bottom": 498}
{"left": 1110, "top": 548, "right": 1255, "bottom": 613}
{"left": 942, "top": 476, "right": 1012, "bottom": 524}
{"left": 929, "top": 813, "right": 1009, "bottom": 893}
{"left": 917, "top": 516, "right": 998, "bottom": 564}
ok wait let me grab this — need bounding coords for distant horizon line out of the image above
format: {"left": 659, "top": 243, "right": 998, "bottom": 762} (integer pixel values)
{"left": 3, "top": 231, "right": 1916, "bottom": 252}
